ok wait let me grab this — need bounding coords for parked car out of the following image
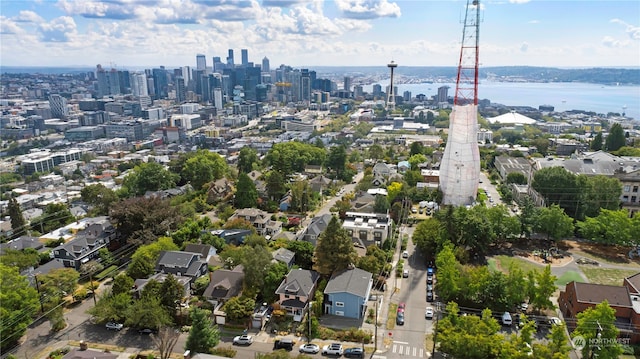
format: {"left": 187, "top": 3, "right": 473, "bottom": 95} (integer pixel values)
{"left": 105, "top": 322, "right": 123, "bottom": 331}
{"left": 322, "top": 343, "right": 343, "bottom": 356}
{"left": 299, "top": 343, "right": 319, "bottom": 354}
{"left": 344, "top": 347, "right": 364, "bottom": 358}
{"left": 425, "top": 307, "right": 434, "bottom": 319}
{"left": 427, "top": 291, "right": 434, "bottom": 302}
{"left": 403, "top": 269, "right": 409, "bottom": 278}
{"left": 502, "top": 312, "right": 513, "bottom": 326}
{"left": 396, "top": 311, "right": 405, "bottom": 325}
{"left": 233, "top": 335, "right": 253, "bottom": 345}
{"left": 138, "top": 328, "right": 157, "bottom": 335}
{"left": 549, "top": 317, "right": 562, "bottom": 326}
{"left": 402, "top": 250, "right": 409, "bottom": 258}
{"left": 274, "top": 338, "right": 295, "bottom": 351}
{"left": 398, "top": 302, "right": 405, "bottom": 312}
{"left": 426, "top": 274, "right": 433, "bottom": 284}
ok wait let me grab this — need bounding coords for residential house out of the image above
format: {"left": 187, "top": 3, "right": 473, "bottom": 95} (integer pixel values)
{"left": 421, "top": 169, "right": 439, "bottom": 185}
{"left": 209, "top": 229, "right": 252, "bottom": 245}
{"left": 350, "top": 192, "right": 376, "bottom": 213}
{"left": 299, "top": 213, "right": 332, "bottom": 245}
{"left": 272, "top": 247, "right": 295, "bottom": 268}
{"left": 558, "top": 281, "right": 640, "bottom": 343}
{"left": 203, "top": 265, "right": 245, "bottom": 324}
{"left": 280, "top": 191, "right": 292, "bottom": 212}
{"left": 155, "top": 250, "right": 208, "bottom": 282}
{"left": 309, "top": 175, "right": 332, "bottom": 193}
{"left": 275, "top": 268, "right": 320, "bottom": 321}
{"left": 371, "top": 176, "right": 386, "bottom": 187}
{"left": 184, "top": 243, "right": 217, "bottom": 262}
{"left": 207, "top": 177, "right": 234, "bottom": 203}
{"left": 304, "top": 165, "right": 323, "bottom": 176}
{"left": 0, "top": 236, "right": 44, "bottom": 254}
{"left": 397, "top": 161, "right": 410, "bottom": 174}
{"left": 616, "top": 168, "right": 640, "bottom": 217}
{"left": 229, "top": 208, "right": 282, "bottom": 238}
{"left": 372, "top": 162, "right": 391, "bottom": 178}
{"left": 342, "top": 211, "right": 392, "bottom": 248}
{"left": 323, "top": 267, "right": 373, "bottom": 319}
{"left": 52, "top": 216, "right": 117, "bottom": 270}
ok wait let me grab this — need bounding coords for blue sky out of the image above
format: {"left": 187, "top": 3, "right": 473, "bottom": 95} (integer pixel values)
{"left": 1, "top": 0, "right": 638, "bottom": 69}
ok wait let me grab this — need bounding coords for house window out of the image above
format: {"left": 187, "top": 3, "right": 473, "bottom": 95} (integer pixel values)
{"left": 623, "top": 196, "right": 629, "bottom": 202}
{"left": 634, "top": 186, "right": 639, "bottom": 193}
{"left": 336, "top": 302, "right": 344, "bottom": 307}
{"left": 624, "top": 185, "right": 631, "bottom": 192}
{"left": 633, "top": 196, "right": 637, "bottom": 203}
{"left": 347, "top": 230, "right": 353, "bottom": 236}
{"left": 336, "top": 311, "right": 344, "bottom": 316}
{"left": 359, "top": 230, "right": 367, "bottom": 240}
{"left": 374, "top": 231, "right": 382, "bottom": 239}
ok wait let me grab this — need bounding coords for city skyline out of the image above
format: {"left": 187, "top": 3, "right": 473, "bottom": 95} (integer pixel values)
{"left": 1, "top": 0, "right": 639, "bottom": 69}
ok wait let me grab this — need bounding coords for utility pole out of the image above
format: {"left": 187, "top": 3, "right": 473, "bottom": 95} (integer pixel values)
{"left": 374, "top": 299, "right": 378, "bottom": 353}
{"left": 89, "top": 271, "right": 97, "bottom": 306}
{"left": 432, "top": 302, "right": 440, "bottom": 357}
{"left": 34, "top": 274, "right": 44, "bottom": 313}
{"left": 589, "top": 321, "right": 603, "bottom": 359}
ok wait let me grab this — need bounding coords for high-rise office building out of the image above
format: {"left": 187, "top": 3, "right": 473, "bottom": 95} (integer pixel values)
{"left": 130, "top": 73, "right": 149, "bottom": 97}
{"left": 196, "top": 54, "right": 206, "bottom": 71}
{"left": 213, "top": 57, "right": 224, "bottom": 73}
{"left": 437, "top": 86, "right": 449, "bottom": 104}
{"left": 343, "top": 76, "right": 352, "bottom": 93}
{"left": 152, "top": 67, "right": 168, "bottom": 99}
{"left": 181, "top": 66, "right": 192, "bottom": 86}
{"left": 48, "top": 94, "right": 68, "bottom": 118}
{"left": 108, "top": 69, "right": 121, "bottom": 95}
{"left": 301, "top": 69, "right": 311, "bottom": 102}
{"left": 227, "top": 49, "right": 234, "bottom": 67}
{"left": 262, "top": 57, "right": 270, "bottom": 72}
{"left": 241, "top": 49, "right": 248, "bottom": 67}
{"left": 118, "top": 70, "right": 130, "bottom": 94}
{"left": 175, "top": 76, "right": 186, "bottom": 103}
{"left": 96, "top": 64, "right": 109, "bottom": 98}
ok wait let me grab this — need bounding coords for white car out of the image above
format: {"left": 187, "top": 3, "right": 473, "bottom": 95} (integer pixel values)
{"left": 402, "top": 251, "right": 409, "bottom": 258}
{"left": 322, "top": 343, "right": 343, "bottom": 356}
{"left": 105, "top": 321, "right": 123, "bottom": 331}
{"left": 549, "top": 317, "right": 562, "bottom": 326}
{"left": 425, "top": 307, "right": 434, "bottom": 319}
{"left": 233, "top": 334, "right": 253, "bottom": 345}
{"left": 299, "top": 343, "right": 320, "bottom": 354}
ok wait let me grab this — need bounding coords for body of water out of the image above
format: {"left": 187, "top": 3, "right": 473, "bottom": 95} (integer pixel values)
{"left": 364, "top": 81, "right": 640, "bottom": 121}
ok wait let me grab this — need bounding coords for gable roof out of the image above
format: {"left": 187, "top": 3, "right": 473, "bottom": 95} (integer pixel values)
{"left": 306, "top": 214, "right": 333, "bottom": 237}
{"left": 203, "top": 265, "right": 245, "bottom": 300}
{"left": 272, "top": 247, "right": 295, "bottom": 264}
{"left": 487, "top": 111, "right": 537, "bottom": 125}
{"left": 571, "top": 281, "right": 633, "bottom": 307}
{"left": 156, "top": 251, "right": 200, "bottom": 270}
{"left": 275, "top": 269, "right": 319, "bottom": 298}
{"left": 184, "top": 244, "right": 214, "bottom": 258}
{"left": 625, "top": 272, "right": 640, "bottom": 294}
{"left": 324, "top": 267, "right": 372, "bottom": 298}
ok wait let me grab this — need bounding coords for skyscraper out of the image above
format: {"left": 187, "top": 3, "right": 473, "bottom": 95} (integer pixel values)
{"left": 181, "top": 66, "right": 192, "bottom": 86}
{"left": 48, "top": 94, "right": 68, "bottom": 118}
{"left": 241, "top": 49, "right": 248, "bottom": 67}
{"left": 96, "top": 64, "right": 109, "bottom": 98}
{"left": 227, "top": 49, "right": 234, "bottom": 67}
{"left": 262, "top": 57, "right": 270, "bottom": 72}
{"left": 213, "top": 57, "right": 223, "bottom": 73}
{"left": 437, "top": 86, "right": 449, "bottom": 104}
{"left": 130, "top": 72, "right": 149, "bottom": 97}
{"left": 108, "top": 69, "right": 121, "bottom": 96}
{"left": 196, "top": 54, "right": 206, "bottom": 71}
{"left": 175, "top": 76, "right": 186, "bottom": 103}
{"left": 301, "top": 69, "right": 311, "bottom": 102}
{"left": 152, "top": 67, "right": 168, "bottom": 99}
{"left": 343, "top": 76, "right": 352, "bottom": 93}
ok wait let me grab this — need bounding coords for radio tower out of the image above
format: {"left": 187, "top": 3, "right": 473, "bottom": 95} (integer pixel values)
{"left": 386, "top": 60, "right": 397, "bottom": 111}
{"left": 439, "top": 0, "right": 481, "bottom": 206}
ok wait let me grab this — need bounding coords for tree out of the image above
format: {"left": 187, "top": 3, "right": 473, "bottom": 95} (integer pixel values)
{"left": 238, "top": 146, "right": 258, "bottom": 173}
{"left": 290, "top": 180, "right": 311, "bottom": 213}
{"left": 373, "top": 195, "right": 389, "bottom": 214}
{"left": 410, "top": 142, "right": 424, "bottom": 156}
{"left": 30, "top": 202, "right": 74, "bottom": 234}
{"left": 0, "top": 264, "right": 39, "bottom": 351}
{"left": 578, "top": 209, "right": 635, "bottom": 246}
{"left": 533, "top": 205, "right": 574, "bottom": 242}
{"left": 110, "top": 196, "right": 184, "bottom": 245}
{"left": 368, "top": 144, "right": 384, "bottom": 160}
{"left": 572, "top": 301, "right": 623, "bottom": 359}
{"left": 518, "top": 197, "right": 537, "bottom": 238}
{"left": 313, "top": 216, "right": 357, "bottom": 276}
{"left": 152, "top": 326, "right": 181, "bottom": 359}
{"left": 386, "top": 182, "right": 403, "bottom": 203}
{"left": 531, "top": 167, "right": 582, "bottom": 218}
{"left": 7, "top": 196, "right": 26, "bottom": 237}
{"left": 182, "top": 150, "right": 228, "bottom": 190}
{"left": 234, "top": 172, "right": 258, "bottom": 209}
{"left": 262, "top": 262, "right": 289, "bottom": 303}
{"left": 327, "top": 145, "right": 347, "bottom": 180}
{"left": 112, "top": 273, "right": 134, "bottom": 297}
{"left": 121, "top": 161, "right": 179, "bottom": 197}
{"left": 605, "top": 123, "right": 625, "bottom": 151}
{"left": 287, "top": 240, "right": 315, "bottom": 269}
{"left": 435, "top": 242, "right": 460, "bottom": 303}
{"left": 506, "top": 172, "right": 527, "bottom": 185}
{"left": 241, "top": 245, "right": 272, "bottom": 297}
{"left": 185, "top": 307, "right": 220, "bottom": 354}
{"left": 412, "top": 218, "right": 443, "bottom": 262}
{"left": 223, "top": 295, "right": 255, "bottom": 322}
{"left": 533, "top": 322, "right": 571, "bottom": 358}
{"left": 265, "top": 171, "right": 287, "bottom": 201}
{"left": 590, "top": 132, "right": 603, "bottom": 151}
{"left": 265, "top": 142, "right": 326, "bottom": 178}
{"left": 437, "top": 303, "right": 503, "bottom": 359}
{"left": 159, "top": 274, "right": 185, "bottom": 311}
{"left": 581, "top": 175, "right": 622, "bottom": 218}
{"left": 87, "top": 292, "right": 132, "bottom": 324}
{"left": 80, "top": 184, "right": 118, "bottom": 216}
{"left": 531, "top": 265, "right": 556, "bottom": 311}
{"left": 125, "top": 296, "right": 173, "bottom": 330}
{"left": 330, "top": 197, "right": 352, "bottom": 219}
{"left": 0, "top": 248, "right": 40, "bottom": 272}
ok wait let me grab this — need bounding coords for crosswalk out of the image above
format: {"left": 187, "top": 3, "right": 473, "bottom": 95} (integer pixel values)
{"left": 391, "top": 343, "right": 427, "bottom": 357}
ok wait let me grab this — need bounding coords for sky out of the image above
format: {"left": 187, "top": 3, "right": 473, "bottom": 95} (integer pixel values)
{"left": 1, "top": 0, "right": 639, "bottom": 70}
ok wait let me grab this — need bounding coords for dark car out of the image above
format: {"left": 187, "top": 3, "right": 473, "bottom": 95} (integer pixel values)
{"left": 427, "top": 290, "right": 434, "bottom": 302}
{"left": 138, "top": 328, "right": 157, "bottom": 335}
{"left": 274, "top": 338, "right": 295, "bottom": 351}
{"left": 396, "top": 312, "right": 405, "bottom": 325}
{"left": 344, "top": 347, "right": 365, "bottom": 358}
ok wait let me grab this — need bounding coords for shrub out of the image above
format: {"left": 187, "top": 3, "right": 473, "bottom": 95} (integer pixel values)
{"left": 210, "top": 346, "right": 237, "bottom": 358}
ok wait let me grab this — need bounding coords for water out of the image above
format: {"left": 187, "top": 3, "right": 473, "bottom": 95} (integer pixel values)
{"left": 365, "top": 81, "right": 640, "bottom": 120}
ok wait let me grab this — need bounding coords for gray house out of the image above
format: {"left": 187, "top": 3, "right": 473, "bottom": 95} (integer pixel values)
{"left": 52, "top": 216, "right": 116, "bottom": 270}
{"left": 299, "top": 213, "right": 332, "bottom": 245}
{"left": 272, "top": 247, "right": 295, "bottom": 268}
{"left": 324, "top": 267, "right": 373, "bottom": 319}
{"left": 275, "top": 269, "right": 320, "bottom": 321}
{"left": 155, "top": 251, "right": 208, "bottom": 282}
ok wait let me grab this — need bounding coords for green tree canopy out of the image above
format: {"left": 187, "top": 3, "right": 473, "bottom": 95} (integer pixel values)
{"left": 590, "top": 132, "right": 603, "bottom": 151}
{"left": 572, "top": 301, "right": 623, "bottom": 359}
{"left": 7, "top": 196, "right": 26, "bottom": 237}
{"left": 185, "top": 307, "right": 220, "bottom": 354}
{"left": 121, "top": 161, "right": 179, "bottom": 197}
{"left": 234, "top": 172, "right": 258, "bottom": 209}
{"left": 0, "top": 263, "right": 39, "bottom": 351}
{"left": 127, "top": 237, "right": 179, "bottom": 279}
{"left": 238, "top": 146, "right": 259, "bottom": 173}
{"left": 265, "top": 142, "right": 326, "bottom": 178}
{"left": 578, "top": 209, "right": 639, "bottom": 246}
{"left": 531, "top": 167, "right": 581, "bottom": 218}
{"left": 313, "top": 215, "right": 357, "bottom": 276}
{"left": 605, "top": 123, "right": 625, "bottom": 151}
{"left": 533, "top": 205, "right": 574, "bottom": 242}
{"left": 435, "top": 242, "right": 460, "bottom": 303}
{"left": 182, "top": 150, "right": 228, "bottom": 190}
{"left": 80, "top": 184, "right": 119, "bottom": 216}
{"left": 110, "top": 196, "right": 184, "bottom": 245}
{"left": 286, "top": 240, "right": 315, "bottom": 269}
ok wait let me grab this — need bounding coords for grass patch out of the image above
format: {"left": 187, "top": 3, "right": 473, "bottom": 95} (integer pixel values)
{"left": 387, "top": 303, "right": 398, "bottom": 329}
{"left": 555, "top": 270, "right": 585, "bottom": 286}
{"left": 579, "top": 266, "right": 640, "bottom": 286}
{"left": 487, "top": 258, "right": 498, "bottom": 272}
{"left": 424, "top": 333, "right": 434, "bottom": 355}
{"left": 492, "top": 255, "right": 544, "bottom": 274}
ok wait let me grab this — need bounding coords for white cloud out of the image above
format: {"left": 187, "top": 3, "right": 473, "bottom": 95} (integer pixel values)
{"left": 38, "top": 16, "right": 78, "bottom": 42}
{"left": 58, "top": 0, "right": 138, "bottom": 19}
{"left": 508, "top": 0, "right": 530, "bottom": 3}
{"left": 602, "top": 35, "right": 628, "bottom": 48}
{"left": 0, "top": 16, "right": 23, "bottom": 34}
{"left": 15, "top": 10, "right": 45, "bottom": 23}
{"left": 335, "top": 0, "right": 401, "bottom": 20}
{"left": 519, "top": 42, "right": 528, "bottom": 52}
{"left": 610, "top": 18, "right": 640, "bottom": 41}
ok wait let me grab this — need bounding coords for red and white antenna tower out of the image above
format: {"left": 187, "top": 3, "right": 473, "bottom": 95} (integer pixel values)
{"left": 453, "top": 0, "right": 481, "bottom": 106}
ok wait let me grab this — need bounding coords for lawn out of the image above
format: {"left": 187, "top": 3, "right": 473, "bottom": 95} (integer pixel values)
{"left": 491, "top": 255, "right": 544, "bottom": 275}
{"left": 555, "top": 270, "right": 585, "bottom": 286}
{"left": 387, "top": 303, "right": 398, "bottom": 329}
{"left": 578, "top": 266, "right": 640, "bottom": 286}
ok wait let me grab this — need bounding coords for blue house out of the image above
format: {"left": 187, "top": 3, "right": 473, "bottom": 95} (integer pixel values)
{"left": 323, "top": 267, "right": 373, "bottom": 319}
